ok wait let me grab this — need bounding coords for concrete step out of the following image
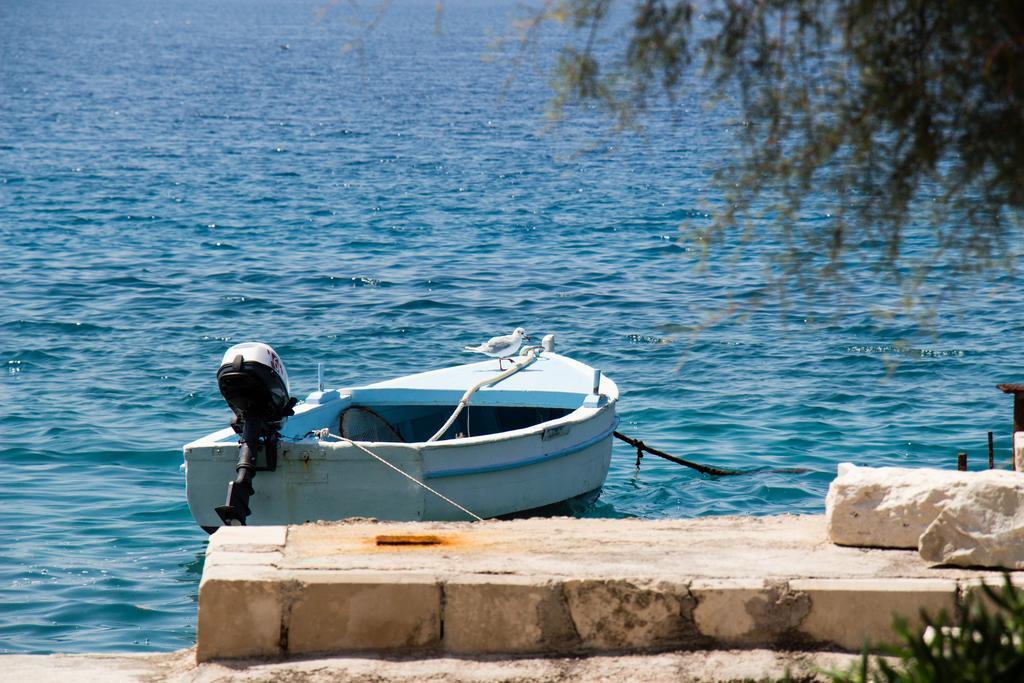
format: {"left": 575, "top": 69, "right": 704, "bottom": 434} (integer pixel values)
{"left": 2, "top": 648, "right": 876, "bottom": 682}
{"left": 196, "top": 515, "right": 1011, "bottom": 662}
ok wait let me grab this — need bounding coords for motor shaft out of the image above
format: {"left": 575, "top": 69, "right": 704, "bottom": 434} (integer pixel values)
{"left": 215, "top": 418, "right": 263, "bottom": 525}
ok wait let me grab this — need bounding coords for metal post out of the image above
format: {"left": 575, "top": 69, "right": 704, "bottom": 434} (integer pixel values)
{"left": 996, "top": 384, "right": 1024, "bottom": 471}
{"left": 988, "top": 431, "right": 995, "bottom": 469}
{"left": 1016, "top": 393, "right": 1024, "bottom": 438}
{"left": 957, "top": 452, "right": 967, "bottom": 471}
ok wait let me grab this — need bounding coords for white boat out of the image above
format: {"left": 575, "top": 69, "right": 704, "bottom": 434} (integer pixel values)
{"left": 183, "top": 341, "right": 619, "bottom": 532}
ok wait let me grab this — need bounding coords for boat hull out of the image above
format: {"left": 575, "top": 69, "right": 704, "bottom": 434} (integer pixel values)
{"left": 184, "top": 401, "right": 616, "bottom": 527}
{"left": 185, "top": 351, "right": 619, "bottom": 529}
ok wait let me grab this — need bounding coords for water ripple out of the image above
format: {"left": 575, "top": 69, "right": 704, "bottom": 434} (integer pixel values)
{"left": 1, "top": 0, "right": 1021, "bottom": 656}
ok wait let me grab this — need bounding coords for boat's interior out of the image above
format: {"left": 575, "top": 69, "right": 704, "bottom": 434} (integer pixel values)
{"left": 338, "top": 403, "right": 573, "bottom": 443}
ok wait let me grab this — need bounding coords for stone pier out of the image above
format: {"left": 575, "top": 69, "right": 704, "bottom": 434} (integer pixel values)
{"left": 195, "top": 515, "right": 1012, "bottom": 663}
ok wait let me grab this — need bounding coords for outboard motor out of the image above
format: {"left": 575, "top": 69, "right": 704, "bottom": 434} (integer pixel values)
{"left": 214, "top": 342, "right": 296, "bottom": 526}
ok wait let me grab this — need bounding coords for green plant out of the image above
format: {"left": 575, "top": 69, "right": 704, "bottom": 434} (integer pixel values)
{"left": 832, "top": 574, "right": 1024, "bottom": 682}
{"left": 544, "top": 1, "right": 1024, "bottom": 301}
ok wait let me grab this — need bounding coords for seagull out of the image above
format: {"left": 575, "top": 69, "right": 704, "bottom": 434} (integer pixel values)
{"left": 464, "top": 327, "right": 530, "bottom": 369}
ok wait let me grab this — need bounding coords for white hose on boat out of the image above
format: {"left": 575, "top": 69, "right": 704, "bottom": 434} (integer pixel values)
{"left": 318, "top": 429, "right": 484, "bottom": 522}
{"left": 426, "top": 348, "right": 540, "bottom": 443}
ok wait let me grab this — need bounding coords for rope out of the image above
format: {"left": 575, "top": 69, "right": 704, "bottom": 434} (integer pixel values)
{"left": 613, "top": 431, "right": 808, "bottom": 476}
{"left": 427, "top": 348, "right": 540, "bottom": 443}
{"left": 316, "top": 429, "right": 484, "bottom": 521}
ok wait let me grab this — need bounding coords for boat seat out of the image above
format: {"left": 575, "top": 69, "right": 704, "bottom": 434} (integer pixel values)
{"left": 340, "top": 406, "right": 405, "bottom": 443}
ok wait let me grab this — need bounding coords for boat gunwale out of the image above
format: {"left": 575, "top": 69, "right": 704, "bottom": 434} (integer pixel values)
{"left": 184, "top": 352, "right": 619, "bottom": 453}
{"left": 422, "top": 415, "right": 619, "bottom": 479}
{"left": 410, "top": 395, "right": 616, "bottom": 451}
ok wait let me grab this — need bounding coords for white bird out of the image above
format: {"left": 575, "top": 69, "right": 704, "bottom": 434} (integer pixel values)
{"left": 464, "top": 327, "right": 530, "bottom": 369}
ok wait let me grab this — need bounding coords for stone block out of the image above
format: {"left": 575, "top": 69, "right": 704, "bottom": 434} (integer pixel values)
{"left": 207, "top": 525, "right": 288, "bottom": 554}
{"left": 691, "top": 579, "right": 809, "bottom": 645}
{"left": 918, "top": 472, "right": 1024, "bottom": 569}
{"left": 286, "top": 574, "right": 441, "bottom": 654}
{"left": 826, "top": 464, "right": 1024, "bottom": 549}
{"left": 196, "top": 574, "right": 283, "bottom": 662}
{"left": 203, "top": 550, "right": 283, "bottom": 568}
{"left": 563, "top": 579, "right": 697, "bottom": 650}
{"left": 443, "top": 578, "right": 578, "bottom": 653}
{"left": 792, "top": 578, "right": 957, "bottom": 650}
{"left": 959, "top": 575, "right": 1024, "bottom": 619}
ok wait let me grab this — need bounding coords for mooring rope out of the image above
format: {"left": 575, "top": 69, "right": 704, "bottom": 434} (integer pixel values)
{"left": 613, "top": 431, "right": 808, "bottom": 476}
{"left": 426, "top": 348, "right": 540, "bottom": 443}
{"left": 315, "top": 429, "right": 484, "bottom": 522}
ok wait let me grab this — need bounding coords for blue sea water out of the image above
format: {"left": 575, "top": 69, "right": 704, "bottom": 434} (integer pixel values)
{"left": 1, "top": 0, "right": 1022, "bottom": 655}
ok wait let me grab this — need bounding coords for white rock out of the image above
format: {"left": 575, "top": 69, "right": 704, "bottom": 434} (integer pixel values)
{"left": 836, "top": 462, "right": 856, "bottom": 477}
{"left": 919, "top": 475, "right": 1024, "bottom": 568}
{"left": 825, "top": 464, "right": 1024, "bottom": 549}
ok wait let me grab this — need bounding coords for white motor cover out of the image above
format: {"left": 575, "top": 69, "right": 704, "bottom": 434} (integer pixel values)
{"left": 220, "top": 342, "right": 290, "bottom": 395}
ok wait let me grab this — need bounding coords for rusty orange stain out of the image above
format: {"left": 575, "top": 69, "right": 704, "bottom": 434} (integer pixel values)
{"left": 362, "top": 532, "right": 476, "bottom": 551}
{"left": 375, "top": 534, "right": 444, "bottom": 546}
